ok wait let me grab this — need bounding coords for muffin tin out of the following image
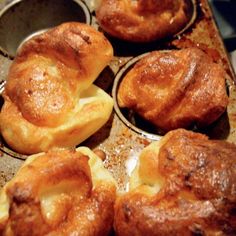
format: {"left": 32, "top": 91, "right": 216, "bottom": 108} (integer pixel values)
{"left": 0, "top": 0, "right": 91, "bottom": 58}
{"left": 0, "top": 0, "right": 236, "bottom": 191}
{"left": 112, "top": 52, "right": 162, "bottom": 140}
{"left": 112, "top": 49, "right": 231, "bottom": 140}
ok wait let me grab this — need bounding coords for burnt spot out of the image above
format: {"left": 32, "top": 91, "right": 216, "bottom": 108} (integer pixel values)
{"left": 164, "top": 149, "right": 175, "bottom": 161}
{"left": 184, "top": 172, "right": 193, "bottom": 188}
{"left": 166, "top": 153, "right": 175, "bottom": 161}
{"left": 80, "top": 34, "right": 91, "bottom": 44}
{"left": 229, "top": 207, "right": 236, "bottom": 216}
{"left": 8, "top": 184, "right": 33, "bottom": 204}
{"left": 27, "top": 90, "right": 33, "bottom": 95}
{"left": 73, "top": 30, "right": 92, "bottom": 45}
{"left": 189, "top": 224, "right": 205, "bottom": 236}
{"left": 123, "top": 203, "right": 132, "bottom": 222}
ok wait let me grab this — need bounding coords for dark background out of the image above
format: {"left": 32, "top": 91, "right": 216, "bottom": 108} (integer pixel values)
{"left": 209, "top": 0, "right": 236, "bottom": 52}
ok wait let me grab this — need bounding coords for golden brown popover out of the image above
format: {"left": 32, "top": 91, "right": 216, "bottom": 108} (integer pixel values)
{"left": 0, "top": 22, "right": 114, "bottom": 154}
{"left": 0, "top": 147, "right": 117, "bottom": 236}
{"left": 96, "top": 0, "right": 193, "bottom": 42}
{"left": 114, "top": 129, "right": 236, "bottom": 235}
{"left": 118, "top": 48, "right": 228, "bottom": 132}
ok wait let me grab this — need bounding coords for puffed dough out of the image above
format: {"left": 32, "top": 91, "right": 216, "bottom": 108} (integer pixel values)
{"left": 118, "top": 48, "right": 228, "bottom": 132}
{"left": 114, "top": 129, "right": 236, "bottom": 235}
{"left": 96, "top": 0, "right": 194, "bottom": 42}
{"left": 0, "top": 147, "right": 117, "bottom": 236}
{"left": 0, "top": 22, "right": 114, "bottom": 154}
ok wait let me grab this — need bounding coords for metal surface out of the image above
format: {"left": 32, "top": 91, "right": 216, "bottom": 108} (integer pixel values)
{"left": 0, "top": 0, "right": 235, "bottom": 192}
{"left": 0, "top": 0, "right": 91, "bottom": 58}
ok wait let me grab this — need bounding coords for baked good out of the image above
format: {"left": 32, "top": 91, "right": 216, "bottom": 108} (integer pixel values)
{"left": 0, "top": 147, "right": 117, "bottom": 235}
{"left": 95, "top": 0, "right": 194, "bottom": 42}
{"left": 0, "top": 22, "right": 114, "bottom": 154}
{"left": 118, "top": 48, "right": 228, "bottom": 132}
{"left": 114, "top": 129, "right": 236, "bottom": 235}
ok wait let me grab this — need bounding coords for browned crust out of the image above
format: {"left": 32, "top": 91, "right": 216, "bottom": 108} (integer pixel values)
{"left": 114, "top": 129, "right": 236, "bottom": 235}
{"left": 4, "top": 22, "right": 113, "bottom": 127}
{"left": 0, "top": 22, "right": 114, "bottom": 154}
{"left": 2, "top": 149, "right": 116, "bottom": 236}
{"left": 96, "top": 0, "right": 193, "bottom": 42}
{"left": 118, "top": 48, "right": 229, "bottom": 132}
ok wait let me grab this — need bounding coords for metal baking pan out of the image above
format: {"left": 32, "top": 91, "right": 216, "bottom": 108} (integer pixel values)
{"left": 0, "top": 0, "right": 235, "bottom": 191}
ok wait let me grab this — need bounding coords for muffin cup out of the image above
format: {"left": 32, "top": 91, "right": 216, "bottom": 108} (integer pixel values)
{"left": 0, "top": 0, "right": 92, "bottom": 159}
{"left": 96, "top": 0, "right": 197, "bottom": 44}
{"left": 0, "top": 0, "right": 91, "bottom": 58}
{"left": 174, "top": 0, "right": 197, "bottom": 37}
{"left": 112, "top": 51, "right": 230, "bottom": 140}
{"left": 112, "top": 53, "right": 162, "bottom": 141}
